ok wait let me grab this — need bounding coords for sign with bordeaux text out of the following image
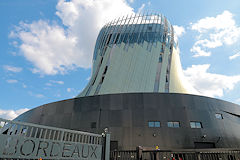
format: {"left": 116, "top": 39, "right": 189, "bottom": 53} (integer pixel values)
{"left": 0, "top": 134, "right": 102, "bottom": 160}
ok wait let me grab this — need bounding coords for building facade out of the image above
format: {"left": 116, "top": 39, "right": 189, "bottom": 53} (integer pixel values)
{"left": 78, "top": 14, "right": 194, "bottom": 97}
{"left": 16, "top": 13, "right": 240, "bottom": 150}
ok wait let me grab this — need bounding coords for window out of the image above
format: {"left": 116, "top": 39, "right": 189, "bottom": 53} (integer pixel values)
{"left": 167, "top": 121, "right": 180, "bottom": 128}
{"left": 190, "top": 122, "right": 202, "bottom": 128}
{"left": 155, "top": 121, "right": 161, "bottom": 127}
{"left": 148, "top": 121, "right": 161, "bottom": 128}
{"left": 148, "top": 121, "right": 154, "bottom": 127}
{"left": 215, "top": 113, "right": 223, "bottom": 119}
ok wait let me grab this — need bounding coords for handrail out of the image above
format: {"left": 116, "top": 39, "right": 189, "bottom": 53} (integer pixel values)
{"left": 0, "top": 118, "right": 106, "bottom": 160}
{"left": 0, "top": 117, "right": 101, "bottom": 137}
{"left": 0, "top": 117, "right": 102, "bottom": 145}
{"left": 113, "top": 148, "right": 240, "bottom": 153}
{"left": 111, "top": 148, "right": 240, "bottom": 160}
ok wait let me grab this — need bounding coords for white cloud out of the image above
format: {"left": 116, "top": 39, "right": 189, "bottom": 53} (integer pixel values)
{"left": 137, "top": 3, "right": 145, "bottom": 13}
{"left": 28, "top": 91, "right": 44, "bottom": 98}
{"left": 86, "top": 76, "right": 91, "bottom": 81}
{"left": 9, "top": 52, "right": 17, "bottom": 56}
{"left": 67, "top": 88, "right": 72, "bottom": 92}
{"left": 10, "top": 41, "right": 18, "bottom": 47}
{"left": 52, "top": 80, "right": 64, "bottom": 85}
{"left": 6, "top": 79, "right": 18, "bottom": 84}
{"left": 3, "top": 65, "right": 22, "bottom": 73}
{"left": 173, "top": 25, "right": 185, "bottom": 43}
{"left": 128, "top": 0, "right": 134, "bottom": 3}
{"left": 53, "top": 80, "right": 64, "bottom": 84}
{"left": 190, "top": 10, "right": 240, "bottom": 57}
{"left": 0, "top": 108, "right": 29, "bottom": 120}
{"left": 229, "top": 52, "right": 240, "bottom": 60}
{"left": 67, "top": 87, "right": 79, "bottom": 94}
{"left": 46, "top": 80, "right": 64, "bottom": 86}
{"left": 190, "top": 46, "right": 211, "bottom": 57}
{"left": 22, "top": 84, "right": 27, "bottom": 88}
{"left": 55, "top": 93, "right": 61, "bottom": 97}
{"left": 236, "top": 98, "right": 240, "bottom": 103}
{"left": 45, "top": 83, "right": 52, "bottom": 86}
{"left": 191, "top": 11, "right": 236, "bottom": 32}
{"left": 35, "top": 94, "right": 44, "bottom": 98}
{"left": 173, "top": 25, "right": 185, "bottom": 38}
{"left": 183, "top": 64, "right": 240, "bottom": 97}
{"left": 10, "top": 0, "right": 134, "bottom": 75}
{"left": 10, "top": 20, "right": 80, "bottom": 75}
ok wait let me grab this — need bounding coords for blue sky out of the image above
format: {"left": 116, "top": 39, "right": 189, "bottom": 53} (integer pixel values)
{"left": 1, "top": 0, "right": 240, "bottom": 119}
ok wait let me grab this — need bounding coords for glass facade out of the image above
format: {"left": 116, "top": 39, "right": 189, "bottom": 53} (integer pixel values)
{"left": 93, "top": 14, "right": 176, "bottom": 61}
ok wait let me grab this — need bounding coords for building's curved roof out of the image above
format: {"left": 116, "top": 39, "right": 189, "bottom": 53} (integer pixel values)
{"left": 93, "top": 13, "right": 178, "bottom": 60}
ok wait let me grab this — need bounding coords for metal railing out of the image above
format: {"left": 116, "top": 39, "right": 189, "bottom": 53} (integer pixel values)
{"left": 0, "top": 118, "right": 109, "bottom": 160}
{"left": 110, "top": 148, "right": 240, "bottom": 160}
{"left": 0, "top": 118, "right": 102, "bottom": 145}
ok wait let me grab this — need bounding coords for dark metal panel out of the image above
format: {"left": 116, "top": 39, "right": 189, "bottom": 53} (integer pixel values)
{"left": 16, "top": 93, "right": 240, "bottom": 150}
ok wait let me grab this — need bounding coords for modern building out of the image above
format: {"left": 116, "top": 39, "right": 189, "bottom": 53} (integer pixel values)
{"left": 78, "top": 13, "right": 194, "bottom": 97}
{"left": 16, "top": 13, "right": 240, "bottom": 150}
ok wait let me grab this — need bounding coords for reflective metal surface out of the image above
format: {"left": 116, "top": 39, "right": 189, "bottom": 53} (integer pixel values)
{"left": 15, "top": 93, "right": 240, "bottom": 150}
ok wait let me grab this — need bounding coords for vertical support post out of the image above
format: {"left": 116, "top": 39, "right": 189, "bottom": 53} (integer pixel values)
{"left": 197, "top": 152, "right": 201, "bottom": 160}
{"left": 60, "top": 131, "right": 64, "bottom": 141}
{"left": 105, "top": 133, "right": 111, "bottom": 160}
{"left": 136, "top": 146, "right": 143, "bottom": 160}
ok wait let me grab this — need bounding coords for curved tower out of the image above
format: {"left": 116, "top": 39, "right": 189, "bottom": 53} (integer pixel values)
{"left": 78, "top": 14, "right": 192, "bottom": 97}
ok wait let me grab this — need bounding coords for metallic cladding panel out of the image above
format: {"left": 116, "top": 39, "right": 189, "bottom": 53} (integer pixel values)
{"left": 77, "top": 13, "right": 191, "bottom": 97}
{"left": 16, "top": 93, "right": 240, "bottom": 150}
{"left": 169, "top": 47, "right": 189, "bottom": 93}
